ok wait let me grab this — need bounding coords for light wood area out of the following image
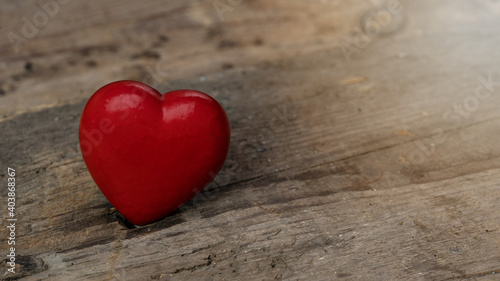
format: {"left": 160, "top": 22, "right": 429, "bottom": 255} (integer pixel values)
{"left": 1, "top": 0, "right": 500, "bottom": 280}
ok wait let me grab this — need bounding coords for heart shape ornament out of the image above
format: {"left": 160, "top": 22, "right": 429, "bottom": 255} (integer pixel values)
{"left": 79, "top": 81, "right": 230, "bottom": 225}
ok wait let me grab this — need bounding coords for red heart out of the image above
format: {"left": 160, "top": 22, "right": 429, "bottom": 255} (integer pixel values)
{"left": 79, "top": 81, "right": 230, "bottom": 225}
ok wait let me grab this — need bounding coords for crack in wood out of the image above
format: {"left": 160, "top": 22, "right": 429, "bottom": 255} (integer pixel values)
{"left": 446, "top": 269, "right": 500, "bottom": 280}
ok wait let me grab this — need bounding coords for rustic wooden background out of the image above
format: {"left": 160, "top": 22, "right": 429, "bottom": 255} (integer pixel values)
{"left": 1, "top": 0, "right": 500, "bottom": 280}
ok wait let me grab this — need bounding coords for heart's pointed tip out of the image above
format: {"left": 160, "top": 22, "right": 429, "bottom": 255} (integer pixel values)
{"left": 114, "top": 210, "right": 137, "bottom": 229}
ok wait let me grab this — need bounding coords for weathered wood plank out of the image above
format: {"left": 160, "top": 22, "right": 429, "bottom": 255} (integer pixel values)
{"left": 0, "top": 0, "right": 369, "bottom": 121}
{"left": 1, "top": 0, "right": 500, "bottom": 280}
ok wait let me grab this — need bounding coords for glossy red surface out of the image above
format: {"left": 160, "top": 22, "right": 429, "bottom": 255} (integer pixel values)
{"left": 79, "top": 81, "right": 230, "bottom": 225}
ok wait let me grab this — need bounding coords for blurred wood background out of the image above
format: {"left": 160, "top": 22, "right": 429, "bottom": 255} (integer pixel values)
{"left": 1, "top": 0, "right": 500, "bottom": 280}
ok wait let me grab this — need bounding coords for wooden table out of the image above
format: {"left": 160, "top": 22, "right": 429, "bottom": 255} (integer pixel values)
{"left": 1, "top": 0, "right": 500, "bottom": 280}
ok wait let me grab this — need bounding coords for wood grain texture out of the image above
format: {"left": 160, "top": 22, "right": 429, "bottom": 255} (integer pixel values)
{"left": 1, "top": 0, "right": 500, "bottom": 280}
